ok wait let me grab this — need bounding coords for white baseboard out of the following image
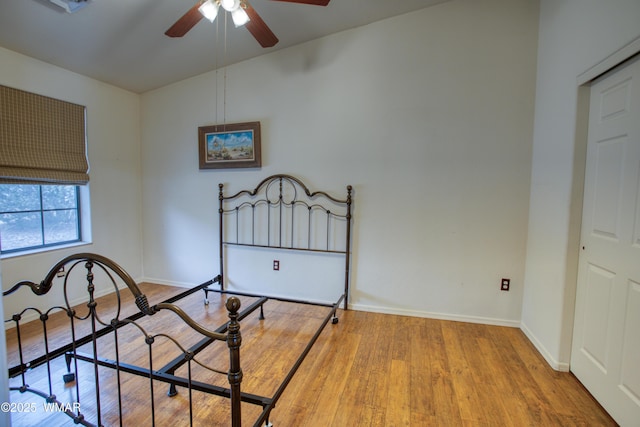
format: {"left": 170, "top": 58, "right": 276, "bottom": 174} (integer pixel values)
{"left": 348, "top": 302, "right": 521, "bottom": 328}
{"left": 138, "top": 283, "right": 522, "bottom": 328}
{"left": 520, "top": 321, "right": 570, "bottom": 372}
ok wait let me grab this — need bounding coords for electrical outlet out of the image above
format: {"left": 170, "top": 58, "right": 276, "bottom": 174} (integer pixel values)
{"left": 273, "top": 260, "right": 280, "bottom": 271}
{"left": 501, "top": 278, "right": 510, "bottom": 291}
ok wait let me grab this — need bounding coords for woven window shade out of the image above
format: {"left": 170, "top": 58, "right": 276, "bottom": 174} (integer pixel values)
{"left": 0, "top": 85, "right": 89, "bottom": 185}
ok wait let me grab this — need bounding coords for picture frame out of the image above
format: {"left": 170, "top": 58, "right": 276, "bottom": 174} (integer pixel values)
{"left": 198, "top": 121, "right": 261, "bottom": 169}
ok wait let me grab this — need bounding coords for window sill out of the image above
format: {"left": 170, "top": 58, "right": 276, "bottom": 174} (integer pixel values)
{"left": 0, "top": 241, "right": 93, "bottom": 260}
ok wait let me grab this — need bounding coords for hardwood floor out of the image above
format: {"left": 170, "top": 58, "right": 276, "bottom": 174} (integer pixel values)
{"left": 5, "top": 283, "right": 616, "bottom": 426}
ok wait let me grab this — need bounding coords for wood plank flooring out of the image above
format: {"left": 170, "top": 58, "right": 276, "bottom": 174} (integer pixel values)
{"left": 5, "top": 283, "right": 616, "bottom": 426}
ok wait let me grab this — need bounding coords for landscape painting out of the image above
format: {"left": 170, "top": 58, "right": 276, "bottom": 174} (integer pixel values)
{"left": 198, "top": 121, "right": 261, "bottom": 169}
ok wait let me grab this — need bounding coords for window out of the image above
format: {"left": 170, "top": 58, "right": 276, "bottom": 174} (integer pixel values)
{"left": 0, "top": 184, "right": 81, "bottom": 254}
{"left": 1, "top": 85, "right": 90, "bottom": 256}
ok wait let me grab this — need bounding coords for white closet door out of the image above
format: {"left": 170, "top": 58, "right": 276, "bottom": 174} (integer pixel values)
{"left": 571, "top": 54, "right": 640, "bottom": 427}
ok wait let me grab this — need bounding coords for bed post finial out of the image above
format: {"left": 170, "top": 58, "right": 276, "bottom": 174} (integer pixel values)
{"left": 226, "top": 296, "right": 242, "bottom": 427}
{"left": 226, "top": 296, "right": 241, "bottom": 314}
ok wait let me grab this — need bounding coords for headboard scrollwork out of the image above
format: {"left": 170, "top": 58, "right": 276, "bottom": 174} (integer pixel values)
{"left": 217, "top": 174, "right": 353, "bottom": 309}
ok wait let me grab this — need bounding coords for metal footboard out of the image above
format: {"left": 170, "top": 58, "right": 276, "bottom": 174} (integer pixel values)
{"left": 4, "top": 253, "right": 244, "bottom": 427}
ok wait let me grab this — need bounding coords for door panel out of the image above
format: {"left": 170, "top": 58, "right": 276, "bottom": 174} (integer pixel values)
{"left": 591, "top": 136, "right": 626, "bottom": 241}
{"left": 581, "top": 263, "right": 615, "bottom": 373}
{"left": 572, "top": 54, "right": 640, "bottom": 426}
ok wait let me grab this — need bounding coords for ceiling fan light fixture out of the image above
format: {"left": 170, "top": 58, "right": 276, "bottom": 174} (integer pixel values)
{"left": 231, "top": 7, "right": 250, "bottom": 27}
{"left": 198, "top": 0, "right": 219, "bottom": 22}
{"left": 220, "top": 0, "right": 240, "bottom": 12}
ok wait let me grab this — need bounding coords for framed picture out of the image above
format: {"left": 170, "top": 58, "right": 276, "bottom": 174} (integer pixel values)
{"left": 198, "top": 121, "right": 261, "bottom": 169}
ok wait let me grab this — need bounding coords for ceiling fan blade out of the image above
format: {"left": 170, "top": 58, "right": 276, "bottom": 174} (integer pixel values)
{"left": 165, "top": 2, "right": 205, "bottom": 38}
{"left": 269, "top": 0, "right": 330, "bottom": 5}
{"left": 244, "top": 3, "right": 279, "bottom": 48}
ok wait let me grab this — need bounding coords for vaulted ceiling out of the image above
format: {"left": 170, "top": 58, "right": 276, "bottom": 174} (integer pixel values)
{"left": 0, "top": 0, "right": 448, "bottom": 93}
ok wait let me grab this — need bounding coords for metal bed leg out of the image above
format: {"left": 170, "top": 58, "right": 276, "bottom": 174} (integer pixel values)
{"left": 203, "top": 288, "right": 210, "bottom": 305}
{"left": 63, "top": 352, "right": 76, "bottom": 383}
{"left": 332, "top": 314, "right": 339, "bottom": 324}
{"left": 167, "top": 383, "right": 178, "bottom": 397}
{"left": 259, "top": 304, "right": 265, "bottom": 320}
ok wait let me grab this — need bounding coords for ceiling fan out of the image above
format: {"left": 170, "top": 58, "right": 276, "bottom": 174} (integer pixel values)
{"left": 165, "top": 0, "right": 330, "bottom": 48}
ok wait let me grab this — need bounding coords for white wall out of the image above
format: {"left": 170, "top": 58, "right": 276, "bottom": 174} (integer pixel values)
{"left": 0, "top": 47, "right": 143, "bottom": 315}
{"left": 522, "top": 0, "right": 640, "bottom": 370}
{"left": 141, "top": 0, "right": 538, "bottom": 325}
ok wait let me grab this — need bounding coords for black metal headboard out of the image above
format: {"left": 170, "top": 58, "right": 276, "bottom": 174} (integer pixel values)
{"left": 217, "top": 174, "right": 353, "bottom": 309}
